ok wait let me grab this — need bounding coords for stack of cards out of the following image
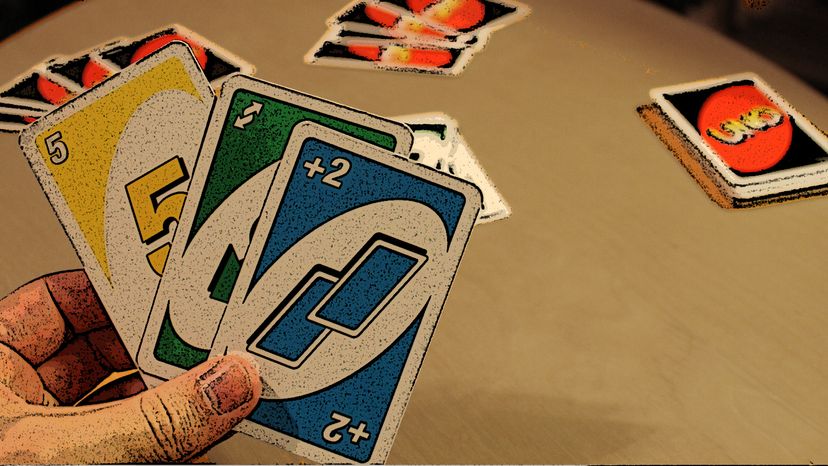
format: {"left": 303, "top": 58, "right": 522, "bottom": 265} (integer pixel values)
{"left": 639, "top": 72, "right": 828, "bottom": 208}
{"left": 16, "top": 37, "right": 504, "bottom": 463}
{"left": 0, "top": 24, "right": 254, "bottom": 133}
{"left": 306, "top": 0, "right": 530, "bottom": 75}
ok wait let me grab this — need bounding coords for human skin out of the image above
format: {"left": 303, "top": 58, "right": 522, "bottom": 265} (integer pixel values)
{"left": 0, "top": 270, "right": 262, "bottom": 463}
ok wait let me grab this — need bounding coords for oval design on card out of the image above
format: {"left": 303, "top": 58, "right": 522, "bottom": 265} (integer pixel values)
{"left": 698, "top": 84, "right": 792, "bottom": 173}
{"left": 243, "top": 199, "right": 448, "bottom": 400}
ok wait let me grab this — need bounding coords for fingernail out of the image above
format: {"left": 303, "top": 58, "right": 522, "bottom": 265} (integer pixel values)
{"left": 198, "top": 356, "right": 256, "bottom": 415}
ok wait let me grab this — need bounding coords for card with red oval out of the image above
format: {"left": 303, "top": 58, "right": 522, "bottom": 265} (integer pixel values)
{"left": 0, "top": 25, "right": 255, "bottom": 133}
{"left": 0, "top": 67, "right": 82, "bottom": 113}
{"left": 45, "top": 39, "right": 125, "bottom": 91}
{"left": 380, "top": 0, "right": 530, "bottom": 35}
{"left": 97, "top": 25, "right": 254, "bottom": 88}
{"left": 648, "top": 72, "right": 828, "bottom": 206}
{"left": 305, "top": 26, "right": 479, "bottom": 75}
{"left": 328, "top": 0, "right": 479, "bottom": 45}
{"left": 0, "top": 103, "right": 44, "bottom": 133}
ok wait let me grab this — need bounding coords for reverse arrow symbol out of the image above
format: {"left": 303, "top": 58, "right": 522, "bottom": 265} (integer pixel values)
{"left": 233, "top": 101, "right": 263, "bottom": 129}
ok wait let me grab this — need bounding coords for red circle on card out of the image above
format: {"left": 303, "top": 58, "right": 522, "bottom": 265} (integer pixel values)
{"left": 433, "top": 0, "right": 486, "bottom": 30}
{"left": 81, "top": 60, "right": 111, "bottom": 88}
{"left": 130, "top": 34, "right": 208, "bottom": 70}
{"left": 36, "top": 76, "right": 71, "bottom": 105}
{"left": 698, "top": 85, "right": 792, "bottom": 173}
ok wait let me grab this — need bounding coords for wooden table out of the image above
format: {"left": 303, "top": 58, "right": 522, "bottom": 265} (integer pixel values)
{"left": 1, "top": 0, "right": 827, "bottom": 463}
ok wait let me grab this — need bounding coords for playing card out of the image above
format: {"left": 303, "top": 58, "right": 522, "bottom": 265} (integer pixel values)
{"left": 328, "top": 0, "right": 476, "bottom": 45}
{"left": 397, "top": 111, "right": 460, "bottom": 162}
{"left": 18, "top": 42, "right": 215, "bottom": 363}
{"left": 209, "top": 121, "right": 480, "bottom": 464}
{"left": 98, "top": 24, "right": 254, "bottom": 89}
{"left": 0, "top": 103, "right": 43, "bottom": 133}
{"left": 649, "top": 72, "right": 828, "bottom": 203}
{"left": 450, "top": 133, "right": 511, "bottom": 222}
{"left": 396, "top": 112, "right": 511, "bottom": 222}
{"left": 305, "top": 26, "right": 480, "bottom": 75}
{"left": 45, "top": 40, "right": 123, "bottom": 90}
{"left": 0, "top": 66, "right": 82, "bottom": 112}
{"left": 136, "top": 74, "right": 414, "bottom": 381}
{"left": 381, "top": 0, "right": 530, "bottom": 34}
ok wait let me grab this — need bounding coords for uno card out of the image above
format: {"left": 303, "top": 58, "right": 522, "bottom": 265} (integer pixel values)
{"left": 209, "top": 121, "right": 480, "bottom": 464}
{"left": 397, "top": 111, "right": 460, "bottom": 162}
{"left": 328, "top": 0, "right": 476, "bottom": 45}
{"left": 98, "top": 24, "right": 254, "bottom": 89}
{"left": 18, "top": 42, "right": 215, "bottom": 362}
{"left": 136, "top": 74, "right": 413, "bottom": 381}
{"left": 449, "top": 133, "right": 510, "bottom": 222}
{"left": 334, "top": 28, "right": 486, "bottom": 53}
{"left": 0, "top": 103, "right": 43, "bottom": 133}
{"left": 380, "top": 0, "right": 530, "bottom": 34}
{"left": 305, "top": 27, "right": 479, "bottom": 75}
{"left": 396, "top": 112, "right": 510, "bottom": 222}
{"left": 649, "top": 72, "right": 828, "bottom": 203}
{"left": 0, "top": 66, "right": 82, "bottom": 112}
{"left": 46, "top": 43, "right": 123, "bottom": 90}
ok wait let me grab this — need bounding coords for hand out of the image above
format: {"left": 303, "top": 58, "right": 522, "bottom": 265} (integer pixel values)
{"left": 0, "top": 270, "right": 261, "bottom": 463}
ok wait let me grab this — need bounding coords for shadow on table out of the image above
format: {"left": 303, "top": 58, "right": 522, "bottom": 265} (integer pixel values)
{"left": 390, "top": 387, "right": 656, "bottom": 463}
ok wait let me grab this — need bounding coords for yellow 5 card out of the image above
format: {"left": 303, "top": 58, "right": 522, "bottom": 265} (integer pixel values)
{"left": 18, "top": 42, "right": 214, "bottom": 362}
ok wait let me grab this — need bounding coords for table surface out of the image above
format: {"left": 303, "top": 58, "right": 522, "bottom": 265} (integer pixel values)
{"left": 2, "top": 0, "right": 828, "bottom": 463}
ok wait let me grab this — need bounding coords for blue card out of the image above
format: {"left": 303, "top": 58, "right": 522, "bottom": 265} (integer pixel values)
{"left": 210, "top": 121, "right": 481, "bottom": 463}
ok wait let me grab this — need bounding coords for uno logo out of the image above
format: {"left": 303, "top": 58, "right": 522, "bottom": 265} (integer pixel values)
{"left": 706, "top": 106, "right": 783, "bottom": 145}
{"left": 698, "top": 85, "right": 792, "bottom": 173}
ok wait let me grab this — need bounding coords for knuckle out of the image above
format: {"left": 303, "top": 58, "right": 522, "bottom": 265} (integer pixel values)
{"left": 139, "top": 392, "right": 190, "bottom": 462}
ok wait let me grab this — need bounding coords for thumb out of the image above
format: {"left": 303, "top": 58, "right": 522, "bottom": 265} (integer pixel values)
{"left": 6, "top": 354, "right": 261, "bottom": 463}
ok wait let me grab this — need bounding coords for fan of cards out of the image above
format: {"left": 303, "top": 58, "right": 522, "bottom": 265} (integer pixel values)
{"left": 15, "top": 27, "right": 509, "bottom": 463}
{"left": 0, "top": 25, "right": 253, "bottom": 133}
{"left": 306, "top": 0, "right": 530, "bottom": 75}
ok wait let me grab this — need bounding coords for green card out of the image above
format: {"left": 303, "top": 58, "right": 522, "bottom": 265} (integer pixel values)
{"left": 137, "top": 74, "right": 413, "bottom": 381}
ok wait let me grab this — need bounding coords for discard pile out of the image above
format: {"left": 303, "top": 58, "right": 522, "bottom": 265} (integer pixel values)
{"left": 11, "top": 24, "right": 509, "bottom": 464}
{"left": 306, "top": 0, "right": 530, "bottom": 75}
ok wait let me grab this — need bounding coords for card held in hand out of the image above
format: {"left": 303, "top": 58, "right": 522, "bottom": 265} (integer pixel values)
{"left": 137, "top": 74, "right": 414, "bottom": 382}
{"left": 18, "top": 42, "right": 214, "bottom": 362}
{"left": 209, "top": 121, "right": 480, "bottom": 463}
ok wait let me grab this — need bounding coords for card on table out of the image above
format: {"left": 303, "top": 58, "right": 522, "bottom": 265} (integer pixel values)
{"left": 305, "top": 26, "right": 480, "bottom": 75}
{"left": 18, "top": 42, "right": 215, "bottom": 362}
{"left": 1, "top": 24, "right": 252, "bottom": 133}
{"left": 396, "top": 112, "right": 511, "bottom": 222}
{"left": 328, "top": 0, "right": 476, "bottom": 45}
{"left": 0, "top": 103, "right": 43, "bottom": 133}
{"left": 97, "top": 24, "right": 254, "bottom": 90}
{"left": 45, "top": 39, "right": 125, "bottom": 90}
{"left": 641, "top": 72, "right": 828, "bottom": 208}
{"left": 136, "top": 74, "right": 414, "bottom": 381}
{"left": 380, "top": 0, "right": 530, "bottom": 34}
{"left": 209, "top": 121, "right": 481, "bottom": 464}
{"left": 0, "top": 66, "right": 82, "bottom": 114}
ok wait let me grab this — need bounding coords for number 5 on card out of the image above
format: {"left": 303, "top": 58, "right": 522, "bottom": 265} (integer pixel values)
{"left": 18, "top": 42, "right": 215, "bottom": 362}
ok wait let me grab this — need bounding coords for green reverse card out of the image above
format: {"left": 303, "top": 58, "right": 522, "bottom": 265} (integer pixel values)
{"left": 137, "top": 74, "right": 413, "bottom": 381}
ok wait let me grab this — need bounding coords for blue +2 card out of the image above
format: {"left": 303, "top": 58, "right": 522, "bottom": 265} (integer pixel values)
{"left": 209, "top": 121, "right": 481, "bottom": 463}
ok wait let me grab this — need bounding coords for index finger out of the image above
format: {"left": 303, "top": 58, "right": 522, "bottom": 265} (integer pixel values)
{"left": 0, "top": 270, "right": 109, "bottom": 365}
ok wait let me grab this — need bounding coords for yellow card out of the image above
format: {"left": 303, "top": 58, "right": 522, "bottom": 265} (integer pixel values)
{"left": 19, "top": 42, "right": 214, "bottom": 361}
